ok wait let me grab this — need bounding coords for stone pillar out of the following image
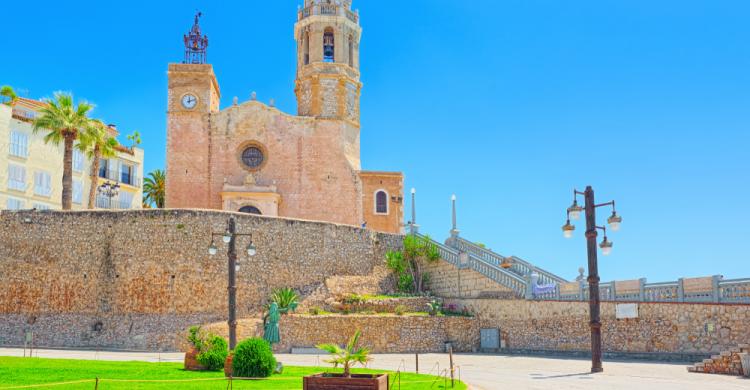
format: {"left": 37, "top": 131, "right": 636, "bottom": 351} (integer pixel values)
{"left": 677, "top": 278, "right": 685, "bottom": 303}
{"left": 450, "top": 194, "right": 459, "bottom": 239}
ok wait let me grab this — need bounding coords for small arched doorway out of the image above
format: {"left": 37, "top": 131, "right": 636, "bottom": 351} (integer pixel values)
{"left": 239, "top": 205, "right": 262, "bottom": 215}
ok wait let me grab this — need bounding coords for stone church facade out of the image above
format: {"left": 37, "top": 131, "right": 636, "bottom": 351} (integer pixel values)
{"left": 165, "top": 1, "right": 403, "bottom": 233}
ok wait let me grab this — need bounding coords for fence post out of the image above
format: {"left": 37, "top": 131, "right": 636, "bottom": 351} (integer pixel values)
{"left": 638, "top": 278, "right": 647, "bottom": 302}
{"left": 712, "top": 275, "right": 723, "bottom": 303}
{"left": 677, "top": 278, "right": 685, "bottom": 303}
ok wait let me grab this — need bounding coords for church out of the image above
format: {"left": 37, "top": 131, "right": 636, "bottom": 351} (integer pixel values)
{"left": 165, "top": 1, "right": 404, "bottom": 234}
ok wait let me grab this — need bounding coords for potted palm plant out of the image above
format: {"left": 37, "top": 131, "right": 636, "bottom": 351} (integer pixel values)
{"left": 303, "top": 330, "right": 387, "bottom": 390}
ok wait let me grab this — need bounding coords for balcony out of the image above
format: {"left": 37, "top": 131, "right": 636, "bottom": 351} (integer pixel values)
{"left": 298, "top": 4, "right": 359, "bottom": 23}
{"left": 98, "top": 168, "right": 141, "bottom": 188}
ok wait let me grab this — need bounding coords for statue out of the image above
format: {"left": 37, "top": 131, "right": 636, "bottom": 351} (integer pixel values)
{"left": 264, "top": 302, "right": 281, "bottom": 345}
{"left": 244, "top": 173, "right": 256, "bottom": 186}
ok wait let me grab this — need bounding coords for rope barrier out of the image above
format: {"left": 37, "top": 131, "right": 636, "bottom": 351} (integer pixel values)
{"left": 0, "top": 379, "right": 95, "bottom": 389}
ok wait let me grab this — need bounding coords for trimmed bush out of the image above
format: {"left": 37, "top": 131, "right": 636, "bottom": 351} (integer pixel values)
{"left": 232, "top": 338, "right": 277, "bottom": 378}
{"left": 197, "top": 335, "right": 229, "bottom": 371}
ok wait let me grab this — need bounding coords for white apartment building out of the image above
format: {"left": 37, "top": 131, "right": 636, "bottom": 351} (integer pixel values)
{"left": 0, "top": 98, "right": 144, "bottom": 211}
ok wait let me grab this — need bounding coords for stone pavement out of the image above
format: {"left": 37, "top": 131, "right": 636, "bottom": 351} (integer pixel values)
{"left": 1, "top": 348, "right": 747, "bottom": 390}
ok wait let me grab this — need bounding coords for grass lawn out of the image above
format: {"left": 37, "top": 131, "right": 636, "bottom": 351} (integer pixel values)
{"left": 0, "top": 356, "right": 467, "bottom": 389}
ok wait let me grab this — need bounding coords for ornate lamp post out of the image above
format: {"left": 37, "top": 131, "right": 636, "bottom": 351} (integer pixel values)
{"left": 562, "top": 186, "right": 622, "bottom": 373}
{"left": 208, "top": 217, "right": 257, "bottom": 349}
{"left": 97, "top": 181, "right": 120, "bottom": 209}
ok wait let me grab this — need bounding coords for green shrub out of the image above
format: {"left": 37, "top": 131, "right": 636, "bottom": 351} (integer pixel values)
{"left": 394, "top": 305, "right": 407, "bottom": 316}
{"left": 309, "top": 306, "right": 322, "bottom": 315}
{"left": 232, "top": 338, "right": 277, "bottom": 378}
{"left": 187, "top": 326, "right": 206, "bottom": 351}
{"left": 342, "top": 293, "right": 366, "bottom": 305}
{"left": 196, "top": 335, "right": 228, "bottom": 371}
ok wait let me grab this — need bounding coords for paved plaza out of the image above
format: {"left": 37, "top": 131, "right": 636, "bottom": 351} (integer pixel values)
{"left": 1, "top": 348, "right": 746, "bottom": 389}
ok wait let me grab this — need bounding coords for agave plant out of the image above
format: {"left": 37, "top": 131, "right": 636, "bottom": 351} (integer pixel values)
{"left": 268, "top": 287, "right": 299, "bottom": 314}
{"left": 426, "top": 299, "right": 443, "bottom": 316}
{"left": 317, "top": 330, "right": 372, "bottom": 378}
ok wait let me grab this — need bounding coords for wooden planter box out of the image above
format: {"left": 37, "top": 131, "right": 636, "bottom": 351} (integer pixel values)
{"left": 303, "top": 373, "right": 388, "bottom": 390}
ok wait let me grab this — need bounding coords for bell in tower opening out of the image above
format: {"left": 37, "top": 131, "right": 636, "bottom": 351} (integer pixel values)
{"left": 183, "top": 12, "right": 208, "bottom": 64}
{"left": 323, "top": 28, "right": 335, "bottom": 62}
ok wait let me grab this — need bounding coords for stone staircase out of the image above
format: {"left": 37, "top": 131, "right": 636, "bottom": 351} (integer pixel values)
{"left": 688, "top": 344, "right": 749, "bottom": 376}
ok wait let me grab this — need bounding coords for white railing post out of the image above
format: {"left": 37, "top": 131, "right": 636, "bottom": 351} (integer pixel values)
{"left": 712, "top": 275, "right": 723, "bottom": 303}
{"left": 525, "top": 274, "right": 533, "bottom": 299}
{"left": 638, "top": 278, "right": 647, "bottom": 302}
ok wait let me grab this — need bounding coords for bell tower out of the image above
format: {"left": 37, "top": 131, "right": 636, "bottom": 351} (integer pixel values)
{"left": 166, "top": 12, "right": 221, "bottom": 208}
{"left": 294, "top": 0, "right": 362, "bottom": 125}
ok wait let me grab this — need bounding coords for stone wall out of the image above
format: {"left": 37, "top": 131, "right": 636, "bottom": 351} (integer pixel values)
{"left": 449, "top": 298, "right": 750, "bottom": 358}
{"left": 277, "top": 315, "right": 477, "bottom": 353}
{"left": 0, "top": 209, "right": 400, "bottom": 350}
{"left": 426, "top": 260, "right": 516, "bottom": 299}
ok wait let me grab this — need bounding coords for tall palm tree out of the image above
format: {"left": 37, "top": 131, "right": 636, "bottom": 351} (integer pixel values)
{"left": 78, "top": 119, "right": 118, "bottom": 209}
{"left": 32, "top": 92, "right": 94, "bottom": 210}
{"left": 143, "top": 169, "right": 166, "bottom": 208}
{"left": 1, "top": 85, "right": 18, "bottom": 106}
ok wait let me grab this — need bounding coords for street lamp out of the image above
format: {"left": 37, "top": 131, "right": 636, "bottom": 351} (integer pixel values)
{"left": 562, "top": 186, "right": 622, "bottom": 373}
{"left": 208, "top": 217, "right": 257, "bottom": 349}
{"left": 97, "top": 181, "right": 120, "bottom": 209}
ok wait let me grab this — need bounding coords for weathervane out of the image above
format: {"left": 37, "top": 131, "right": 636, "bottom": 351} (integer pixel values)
{"left": 183, "top": 11, "right": 208, "bottom": 64}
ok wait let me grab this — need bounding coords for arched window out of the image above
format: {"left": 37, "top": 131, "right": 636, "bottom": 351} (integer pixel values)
{"left": 323, "top": 28, "right": 335, "bottom": 62}
{"left": 348, "top": 35, "right": 354, "bottom": 67}
{"left": 375, "top": 190, "right": 388, "bottom": 214}
{"left": 303, "top": 31, "right": 310, "bottom": 65}
{"left": 239, "top": 205, "right": 262, "bottom": 215}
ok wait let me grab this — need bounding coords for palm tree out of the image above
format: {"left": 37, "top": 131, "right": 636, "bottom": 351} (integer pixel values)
{"left": 1, "top": 85, "right": 18, "bottom": 106}
{"left": 32, "top": 92, "right": 94, "bottom": 210}
{"left": 78, "top": 119, "right": 118, "bottom": 209}
{"left": 143, "top": 169, "right": 166, "bottom": 208}
{"left": 317, "top": 330, "right": 372, "bottom": 378}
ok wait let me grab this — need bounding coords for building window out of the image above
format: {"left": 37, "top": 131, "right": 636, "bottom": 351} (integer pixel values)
{"left": 7, "top": 197, "right": 24, "bottom": 210}
{"left": 121, "top": 163, "right": 133, "bottom": 185}
{"left": 73, "top": 179, "right": 83, "bottom": 204}
{"left": 348, "top": 35, "right": 354, "bottom": 67}
{"left": 375, "top": 190, "right": 388, "bottom": 214}
{"left": 99, "top": 159, "right": 110, "bottom": 179}
{"left": 303, "top": 31, "right": 310, "bottom": 65}
{"left": 33, "top": 203, "right": 51, "bottom": 211}
{"left": 7, "top": 164, "right": 26, "bottom": 191}
{"left": 73, "top": 149, "right": 84, "bottom": 172}
{"left": 241, "top": 146, "right": 265, "bottom": 169}
{"left": 323, "top": 28, "right": 335, "bottom": 62}
{"left": 9, "top": 131, "right": 29, "bottom": 158}
{"left": 119, "top": 191, "right": 134, "bottom": 209}
{"left": 239, "top": 205, "right": 262, "bottom": 215}
{"left": 34, "top": 171, "right": 52, "bottom": 197}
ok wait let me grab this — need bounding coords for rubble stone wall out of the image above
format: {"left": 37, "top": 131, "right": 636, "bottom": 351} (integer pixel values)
{"left": 449, "top": 298, "right": 750, "bottom": 357}
{"left": 0, "top": 209, "right": 400, "bottom": 351}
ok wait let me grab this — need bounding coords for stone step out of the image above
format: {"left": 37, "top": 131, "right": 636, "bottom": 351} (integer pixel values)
{"left": 694, "top": 363, "right": 705, "bottom": 368}
{"left": 703, "top": 358, "right": 714, "bottom": 364}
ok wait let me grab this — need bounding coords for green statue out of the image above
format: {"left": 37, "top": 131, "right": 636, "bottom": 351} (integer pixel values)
{"left": 264, "top": 302, "right": 281, "bottom": 345}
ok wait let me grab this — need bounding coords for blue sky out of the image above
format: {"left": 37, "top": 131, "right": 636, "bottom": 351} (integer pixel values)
{"left": 2, "top": 1, "right": 749, "bottom": 282}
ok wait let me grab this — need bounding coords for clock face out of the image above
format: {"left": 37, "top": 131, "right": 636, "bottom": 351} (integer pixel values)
{"left": 181, "top": 94, "right": 198, "bottom": 109}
